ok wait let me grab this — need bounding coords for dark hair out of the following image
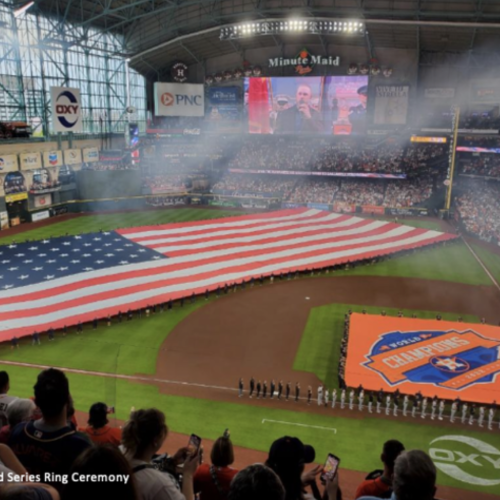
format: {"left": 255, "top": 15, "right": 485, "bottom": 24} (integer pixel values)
{"left": 211, "top": 435, "right": 235, "bottom": 467}
{"left": 229, "top": 464, "right": 285, "bottom": 500}
{"left": 122, "top": 408, "right": 167, "bottom": 457}
{"left": 0, "top": 371, "right": 9, "bottom": 391}
{"left": 88, "top": 402, "right": 108, "bottom": 429}
{"left": 62, "top": 445, "right": 137, "bottom": 500}
{"left": 34, "top": 368, "right": 70, "bottom": 418}
{"left": 382, "top": 440, "right": 405, "bottom": 471}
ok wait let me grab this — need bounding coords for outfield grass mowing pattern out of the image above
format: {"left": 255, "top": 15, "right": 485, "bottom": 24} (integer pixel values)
{"left": 0, "top": 302, "right": 206, "bottom": 375}
{"left": 294, "top": 303, "right": 479, "bottom": 391}
{"left": 471, "top": 243, "right": 500, "bottom": 286}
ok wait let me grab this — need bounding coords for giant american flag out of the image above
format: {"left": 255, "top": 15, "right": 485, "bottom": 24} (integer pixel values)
{"left": 0, "top": 208, "right": 457, "bottom": 340}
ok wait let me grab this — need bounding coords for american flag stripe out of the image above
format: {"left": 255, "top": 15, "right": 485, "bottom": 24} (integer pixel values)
{"left": 0, "top": 209, "right": 456, "bottom": 340}
{"left": 0, "top": 223, "right": 423, "bottom": 306}
{"left": 0, "top": 224, "right": 422, "bottom": 314}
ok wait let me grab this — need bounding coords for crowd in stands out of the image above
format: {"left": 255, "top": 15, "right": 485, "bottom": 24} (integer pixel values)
{"left": 224, "top": 137, "right": 446, "bottom": 175}
{"left": 287, "top": 179, "right": 340, "bottom": 204}
{"left": 142, "top": 175, "right": 190, "bottom": 194}
{"left": 455, "top": 180, "right": 500, "bottom": 243}
{"left": 0, "top": 368, "right": 454, "bottom": 500}
{"left": 4, "top": 176, "right": 27, "bottom": 195}
{"left": 209, "top": 174, "right": 437, "bottom": 208}
{"left": 458, "top": 135, "right": 500, "bottom": 148}
{"left": 334, "top": 180, "right": 386, "bottom": 206}
{"left": 460, "top": 156, "right": 500, "bottom": 178}
{"left": 211, "top": 175, "right": 295, "bottom": 198}
{"left": 418, "top": 108, "right": 500, "bottom": 130}
{"left": 383, "top": 177, "right": 434, "bottom": 208}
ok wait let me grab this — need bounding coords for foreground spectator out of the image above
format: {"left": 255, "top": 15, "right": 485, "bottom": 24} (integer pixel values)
{"left": 228, "top": 464, "right": 285, "bottom": 500}
{"left": 0, "top": 372, "right": 18, "bottom": 426}
{"left": 266, "top": 436, "right": 339, "bottom": 500}
{"left": 194, "top": 432, "right": 238, "bottom": 499}
{"left": 8, "top": 369, "right": 91, "bottom": 487}
{"left": 62, "top": 445, "right": 137, "bottom": 500}
{"left": 355, "top": 440, "right": 405, "bottom": 499}
{"left": 0, "top": 444, "right": 59, "bottom": 499}
{"left": 121, "top": 408, "right": 199, "bottom": 500}
{"left": 0, "top": 398, "right": 36, "bottom": 444}
{"left": 82, "top": 402, "right": 122, "bottom": 446}
{"left": 359, "top": 450, "right": 437, "bottom": 500}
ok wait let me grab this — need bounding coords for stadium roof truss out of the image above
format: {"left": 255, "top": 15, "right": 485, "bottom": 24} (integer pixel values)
{"left": 8, "top": 0, "right": 500, "bottom": 78}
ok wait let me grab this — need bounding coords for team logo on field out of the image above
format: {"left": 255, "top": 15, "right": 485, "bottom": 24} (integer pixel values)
{"left": 363, "top": 329, "right": 500, "bottom": 390}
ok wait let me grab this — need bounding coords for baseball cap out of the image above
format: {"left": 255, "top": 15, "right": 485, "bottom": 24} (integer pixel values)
{"left": 358, "top": 85, "right": 368, "bottom": 96}
{"left": 268, "top": 436, "right": 315, "bottom": 466}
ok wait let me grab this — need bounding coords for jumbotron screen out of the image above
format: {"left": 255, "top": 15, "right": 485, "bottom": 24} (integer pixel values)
{"left": 244, "top": 76, "right": 369, "bottom": 136}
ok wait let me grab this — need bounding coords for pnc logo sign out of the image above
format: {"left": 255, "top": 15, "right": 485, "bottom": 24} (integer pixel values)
{"left": 161, "top": 93, "right": 174, "bottom": 106}
{"left": 429, "top": 435, "right": 500, "bottom": 486}
{"left": 160, "top": 92, "right": 202, "bottom": 107}
{"left": 55, "top": 90, "right": 80, "bottom": 128}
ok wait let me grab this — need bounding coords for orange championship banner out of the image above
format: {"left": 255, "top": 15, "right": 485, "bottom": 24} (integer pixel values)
{"left": 345, "top": 314, "right": 500, "bottom": 404}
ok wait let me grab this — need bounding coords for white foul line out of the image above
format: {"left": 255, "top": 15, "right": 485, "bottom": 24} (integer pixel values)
{"left": 262, "top": 419, "right": 337, "bottom": 433}
{"left": 461, "top": 237, "right": 500, "bottom": 291}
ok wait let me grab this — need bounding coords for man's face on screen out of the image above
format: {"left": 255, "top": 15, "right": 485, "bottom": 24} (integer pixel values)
{"left": 296, "top": 85, "right": 312, "bottom": 105}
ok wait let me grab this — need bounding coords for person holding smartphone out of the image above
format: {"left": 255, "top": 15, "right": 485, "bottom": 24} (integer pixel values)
{"left": 122, "top": 408, "right": 199, "bottom": 500}
{"left": 194, "top": 431, "right": 238, "bottom": 500}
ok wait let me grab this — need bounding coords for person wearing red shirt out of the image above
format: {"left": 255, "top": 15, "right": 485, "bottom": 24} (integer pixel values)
{"left": 82, "top": 402, "right": 122, "bottom": 446}
{"left": 194, "top": 431, "right": 238, "bottom": 500}
{"left": 355, "top": 440, "right": 405, "bottom": 499}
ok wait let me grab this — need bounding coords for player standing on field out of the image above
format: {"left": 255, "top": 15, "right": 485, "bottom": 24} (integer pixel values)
{"left": 277, "top": 380, "right": 283, "bottom": 400}
{"left": 431, "top": 396, "right": 438, "bottom": 420}
{"left": 438, "top": 399, "right": 445, "bottom": 420}
{"left": 341, "top": 388, "right": 346, "bottom": 409}
{"left": 461, "top": 402, "right": 468, "bottom": 424}
{"left": 331, "top": 389, "right": 337, "bottom": 409}
{"left": 249, "top": 377, "right": 255, "bottom": 398}
{"left": 385, "top": 393, "right": 391, "bottom": 416}
{"left": 421, "top": 397, "right": 428, "bottom": 419}
{"left": 450, "top": 400, "right": 458, "bottom": 423}
{"left": 349, "top": 389, "right": 355, "bottom": 410}
{"left": 286, "top": 381, "right": 291, "bottom": 401}
{"left": 270, "top": 380, "right": 276, "bottom": 399}
{"left": 403, "top": 394, "right": 409, "bottom": 416}
{"left": 238, "top": 378, "right": 243, "bottom": 397}
{"left": 307, "top": 386, "right": 312, "bottom": 405}
{"left": 358, "top": 388, "right": 364, "bottom": 411}
{"left": 317, "top": 385, "right": 323, "bottom": 406}
{"left": 478, "top": 406, "right": 485, "bottom": 427}
{"left": 324, "top": 388, "right": 329, "bottom": 407}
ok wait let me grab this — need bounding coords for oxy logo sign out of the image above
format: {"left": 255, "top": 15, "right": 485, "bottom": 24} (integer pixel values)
{"left": 429, "top": 435, "right": 500, "bottom": 486}
{"left": 364, "top": 329, "right": 500, "bottom": 390}
{"left": 50, "top": 87, "right": 82, "bottom": 132}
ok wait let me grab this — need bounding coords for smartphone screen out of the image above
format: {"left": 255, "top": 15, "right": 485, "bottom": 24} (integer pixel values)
{"left": 320, "top": 453, "right": 340, "bottom": 482}
{"left": 187, "top": 434, "right": 202, "bottom": 454}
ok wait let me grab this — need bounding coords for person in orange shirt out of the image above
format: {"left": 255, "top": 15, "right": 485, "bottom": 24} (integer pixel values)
{"left": 355, "top": 440, "right": 405, "bottom": 499}
{"left": 82, "top": 402, "right": 121, "bottom": 446}
{"left": 194, "top": 430, "right": 238, "bottom": 500}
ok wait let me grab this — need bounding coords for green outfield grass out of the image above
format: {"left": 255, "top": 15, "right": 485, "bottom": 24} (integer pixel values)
{"left": 5, "top": 363, "right": 500, "bottom": 495}
{"left": 0, "top": 208, "right": 250, "bottom": 244}
{"left": 0, "top": 301, "right": 206, "bottom": 375}
{"left": 471, "top": 243, "right": 500, "bottom": 285}
{"left": 333, "top": 241, "right": 492, "bottom": 286}
{"left": 294, "top": 303, "right": 479, "bottom": 390}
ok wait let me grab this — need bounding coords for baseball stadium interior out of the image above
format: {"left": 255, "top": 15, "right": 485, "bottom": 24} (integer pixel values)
{"left": 1, "top": 1, "right": 500, "bottom": 500}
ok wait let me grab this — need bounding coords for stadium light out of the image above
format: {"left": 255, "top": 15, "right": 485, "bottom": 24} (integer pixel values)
{"left": 220, "top": 18, "right": 365, "bottom": 39}
{"left": 13, "top": 1, "right": 34, "bottom": 18}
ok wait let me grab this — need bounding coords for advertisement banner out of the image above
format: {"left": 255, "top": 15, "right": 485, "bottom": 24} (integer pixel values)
{"left": 64, "top": 148, "right": 82, "bottom": 165}
{"left": 306, "top": 203, "right": 331, "bottom": 211}
{"left": 0, "top": 154, "right": 19, "bottom": 173}
{"left": 470, "top": 79, "right": 500, "bottom": 103}
{"left": 34, "top": 193, "right": 52, "bottom": 208}
{"left": 32, "top": 210, "right": 50, "bottom": 222}
{"left": 228, "top": 168, "right": 406, "bottom": 179}
{"left": 374, "top": 85, "right": 410, "bottom": 125}
{"left": 385, "top": 207, "right": 429, "bottom": 217}
{"left": 5, "top": 192, "right": 28, "bottom": 203}
{"left": 0, "top": 211, "right": 9, "bottom": 230}
{"left": 207, "top": 87, "right": 241, "bottom": 133}
{"left": 50, "top": 86, "right": 82, "bottom": 133}
{"left": 83, "top": 147, "right": 99, "bottom": 163}
{"left": 362, "top": 205, "right": 385, "bottom": 215}
{"left": 424, "top": 88, "right": 455, "bottom": 99}
{"left": 282, "top": 202, "right": 303, "bottom": 209}
{"left": 154, "top": 82, "right": 204, "bottom": 117}
{"left": 333, "top": 202, "right": 356, "bottom": 213}
{"left": 19, "top": 152, "right": 42, "bottom": 170}
{"left": 43, "top": 150, "right": 63, "bottom": 168}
